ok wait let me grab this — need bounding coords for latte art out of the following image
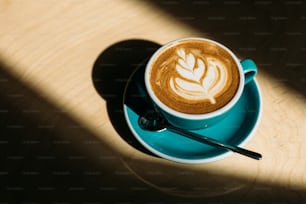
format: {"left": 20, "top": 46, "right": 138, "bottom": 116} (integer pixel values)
{"left": 149, "top": 39, "right": 240, "bottom": 114}
{"left": 169, "top": 48, "right": 228, "bottom": 104}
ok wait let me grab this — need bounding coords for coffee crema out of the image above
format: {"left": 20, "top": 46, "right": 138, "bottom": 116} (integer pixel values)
{"left": 149, "top": 39, "right": 240, "bottom": 114}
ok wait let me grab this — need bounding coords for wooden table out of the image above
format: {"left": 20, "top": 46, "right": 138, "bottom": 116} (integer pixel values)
{"left": 1, "top": 0, "right": 305, "bottom": 203}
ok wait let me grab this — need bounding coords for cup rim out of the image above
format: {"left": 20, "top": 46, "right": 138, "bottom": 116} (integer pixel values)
{"left": 144, "top": 37, "right": 245, "bottom": 120}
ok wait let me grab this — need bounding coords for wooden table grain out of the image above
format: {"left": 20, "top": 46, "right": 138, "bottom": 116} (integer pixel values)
{"left": 1, "top": 0, "right": 305, "bottom": 203}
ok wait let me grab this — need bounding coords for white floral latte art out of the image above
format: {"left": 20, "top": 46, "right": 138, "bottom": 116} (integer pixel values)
{"left": 169, "top": 48, "right": 228, "bottom": 104}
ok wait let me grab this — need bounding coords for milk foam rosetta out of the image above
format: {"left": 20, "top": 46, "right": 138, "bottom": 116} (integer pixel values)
{"left": 169, "top": 48, "right": 228, "bottom": 104}
{"left": 149, "top": 40, "right": 240, "bottom": 114}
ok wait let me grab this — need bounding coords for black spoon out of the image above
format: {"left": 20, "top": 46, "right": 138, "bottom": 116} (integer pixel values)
{"left": 138, "top": 111, "right": 262, "bottom": 160}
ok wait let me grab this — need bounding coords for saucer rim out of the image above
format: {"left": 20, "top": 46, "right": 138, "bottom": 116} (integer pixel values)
{"left": 123, "top": 77, "right": 262, "bottom": 164}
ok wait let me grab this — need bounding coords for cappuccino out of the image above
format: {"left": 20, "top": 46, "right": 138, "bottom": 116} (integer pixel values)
{"left": 148, "top": 39, "right": 240, "bottom": 114}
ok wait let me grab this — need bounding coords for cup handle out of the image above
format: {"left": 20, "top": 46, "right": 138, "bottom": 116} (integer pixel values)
{"left": 240, "top": 59, "right": 257, "bottom": 84}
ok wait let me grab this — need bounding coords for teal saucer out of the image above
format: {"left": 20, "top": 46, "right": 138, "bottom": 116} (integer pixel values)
{"left": 123, "top": 62, "right": 261, "bottom": 164}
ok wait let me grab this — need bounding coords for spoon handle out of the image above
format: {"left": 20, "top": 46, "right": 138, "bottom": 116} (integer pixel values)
{"left": 168, "top": 126, "right": 262, "bottom": 160}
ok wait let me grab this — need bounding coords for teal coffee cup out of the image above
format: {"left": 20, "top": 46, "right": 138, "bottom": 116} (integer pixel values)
{"left": 145, "top": 37, "right": 257, "bottom": 129}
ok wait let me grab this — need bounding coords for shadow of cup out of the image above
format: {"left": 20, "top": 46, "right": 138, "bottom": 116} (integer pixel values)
{"left": 92, "top": 39, "right": 161, "bottom": 154}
